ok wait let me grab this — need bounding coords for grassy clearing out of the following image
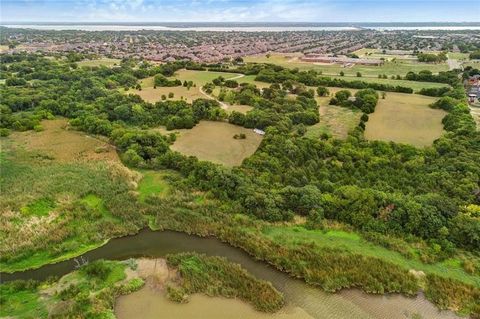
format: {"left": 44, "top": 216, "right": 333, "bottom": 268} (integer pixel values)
{"left": 8, "top": 118, "right": 119, "bottom": 163}
{"left": 329, "top": 75, "right": 448, "bottom": 91}
{"left": 170, "top": 121, "right": 263, "bottom": 166}
{"left": 306, "top": 104, "right": 361, "bottom": 139}
{"left": 463, "top": 60, "right": 480, "bottom": 68}
{"left": 225, "top": 104, "right": 254, "bottom": 114}
{"left": 128, "top": 70, "right": 243, "bottom": 103}
{"left": 20, "top": 197, "right": 56, "bottom": 217}
{"left": 173, "top": 69, "right": 242, "bottom": 86}
{"left": 364, "top": 93, "right": 445, "bottom": 147}
{"left": 77, "top": 58, "right": 121, "bottom": 67}
{"left": 0, "top": 121, "right": 142, "bottom": 272}
{"left": 447, "top": 52, "right": 471, "bottom": 61}
{"left": 262, "top": 226, "right": 480, "bottom": 288}
{"left": 137, "top": 170, "right": 173, "bottom": 202}
{"left": 244, "top": 53, "right": 449, "bottom": 77}
{"left": 129, "top": 85, "right": 205, "bottom": 103}
{"left": 238, "top": 75, "right": 272, "bottom": 89}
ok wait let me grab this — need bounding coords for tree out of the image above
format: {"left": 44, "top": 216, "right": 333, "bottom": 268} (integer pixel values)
{"left": 356, "top": 72, "right": 362, "bottom": 77}
{"left": 339, "top": 71, "right": 345, "bottom": 76}
{"left": 316, "top": 86, "right": 329, "bottom": 97}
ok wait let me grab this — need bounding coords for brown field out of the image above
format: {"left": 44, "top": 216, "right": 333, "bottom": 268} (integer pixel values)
{"left": 364, "top": 93, "right": 446, "bottom": 147}
{"left": 8, "top": 119, "right": 119, "bottom": 162}
{"left": 170, "top": 121, "right": 263, "bottom": 166}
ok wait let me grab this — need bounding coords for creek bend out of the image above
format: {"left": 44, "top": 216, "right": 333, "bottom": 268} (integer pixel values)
{"left": 1, "top": 229, "right": 460, "bottom": 319}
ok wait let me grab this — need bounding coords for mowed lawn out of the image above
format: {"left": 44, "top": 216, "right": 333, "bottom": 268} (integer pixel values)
{"left": 170, "top": 121, "right": 263, "bottom": 166}
{"left": 364, "top": 93, "right": 446, "bottom": 147}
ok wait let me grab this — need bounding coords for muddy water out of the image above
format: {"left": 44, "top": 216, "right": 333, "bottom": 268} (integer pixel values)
{"left": 116, "top": 287, "right": 315, "bottom": 319}
{"left": 1, "top": 229, "right": 460, "bottom": 319}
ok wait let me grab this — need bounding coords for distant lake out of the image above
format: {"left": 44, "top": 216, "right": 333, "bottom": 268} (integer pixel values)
{"left": 2, "top": 24, "right": 359, "bottom": 31}
{"left": 3, "top": 23, "right": 480, "bottom": 32}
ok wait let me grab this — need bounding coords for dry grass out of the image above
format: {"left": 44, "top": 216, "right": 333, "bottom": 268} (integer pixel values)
{"left": 170, "top": 121, "right": 263, "bottom": 166}
{"left": 129, "top": 85, "right": 205, "bottom": 103}
{"left": 225, "top": 104, "right": 254, "bottom": 114}
{"left": 9, "top": 119, "right": 119, "bottom": 163}
{"left": 306, "top": 104, "right": 361, "bottom": 140}
{"left": 364, "top": 93, "right": 446, "bottom": 147}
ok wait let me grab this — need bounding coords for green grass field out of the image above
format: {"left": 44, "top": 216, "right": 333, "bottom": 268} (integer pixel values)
{"left": 137, "top": 170, "right": 173, "bottom": 202}
{"left": 364, "top": 93, "right": 445, "bottom": 147}
{"left": 306, "top": 104, "right": 361, "bottom": 140}
{"left": 174, "top": 69, "right": 243, "bottom": 86}
{"left": 244, "top": 53, "right": 449, "bottom": 78}
{"left": 77, "top": 58, "right": 121, "bottom": 67}
{"left": 170, "top": 121, "right": 263, "bottom": 166}
{"left": 263, "top": 226, "right": 480, "bottom": 288}
{"left": 0, "top": 120, "right": 141, "bottom": 272}
{"left": 328, "top": 75, "right": 448, "bottom": 91}
{"left": 127, "top": 70, "right": 245, "bottom": 103}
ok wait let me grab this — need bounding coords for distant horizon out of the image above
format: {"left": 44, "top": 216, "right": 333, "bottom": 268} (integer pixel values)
{"left": 2, "top": 21, "right": 480, "bottom": 25}
{"left": 1, "top": 1, "right": 479, "bottom": 23}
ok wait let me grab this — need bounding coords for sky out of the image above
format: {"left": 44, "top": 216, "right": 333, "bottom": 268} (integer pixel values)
{"left": 1, "top": 0, "right": 479, "bottom": 23}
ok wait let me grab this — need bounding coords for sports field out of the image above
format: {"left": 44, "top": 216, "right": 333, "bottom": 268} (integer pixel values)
{"left": 364, "top": 93, "right": 446, "bottom": 147}
{"left": 170, "top": 121, "right": 263, "bottom": 166}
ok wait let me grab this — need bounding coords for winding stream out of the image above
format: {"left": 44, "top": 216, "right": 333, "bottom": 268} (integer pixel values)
{"left": 1, "top": 229, "right": 460, "bottom": 319}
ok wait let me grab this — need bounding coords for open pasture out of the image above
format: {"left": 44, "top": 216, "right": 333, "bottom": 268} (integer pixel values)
{"left": 364, "top": 93, "right": 446, "bottom": 147}
{"left": 8, "top": 118, "right": 119, "bottom": 163}
{"left": 173, "top": 69, "right": 243, "bottom": 86}
{"left": 129, "top": 70, "right": 244, "bottom": 103}
{"left": 78, "top": 58, "right": 121, "bottom": 67}
{"left": 170, "top": 121, "right": 263, "bottom": 166}
{"left": 244, "top": 53, "right": 449, "bottom": 78}
{"left": 129, "top": 84, "right": 205, "bottom": 103}
{"left": 306, "top": 104, "right": 361, "bottom": 140}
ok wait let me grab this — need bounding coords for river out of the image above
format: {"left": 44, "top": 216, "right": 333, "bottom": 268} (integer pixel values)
{"left": 1, "top": 229, "right": 460, "bottom": 319}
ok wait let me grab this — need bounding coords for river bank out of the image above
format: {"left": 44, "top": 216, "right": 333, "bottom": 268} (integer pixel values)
{"left": 1, "top": 229, "right": 462, "bottom": 319}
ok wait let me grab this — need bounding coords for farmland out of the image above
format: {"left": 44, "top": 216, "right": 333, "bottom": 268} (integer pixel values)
{"left": 364, "top": 93, "right": 445, "bottom": 147}
{"left": 170, "top": 121, "right": 263, "bottom": 166}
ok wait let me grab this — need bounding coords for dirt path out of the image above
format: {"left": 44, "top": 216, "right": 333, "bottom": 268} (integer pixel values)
{"left": 198, "top": 74, "right": 245, "bottom": 110}
{"left": 469, "top": 105, "right": 480, "bottom": 129}
{"left": 447, "top": 58, "right": 462, "bottom": 70}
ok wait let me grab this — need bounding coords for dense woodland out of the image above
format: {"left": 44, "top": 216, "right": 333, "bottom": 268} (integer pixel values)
{"left": 1, "top": 53, "right": 480, "bottom": 316}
